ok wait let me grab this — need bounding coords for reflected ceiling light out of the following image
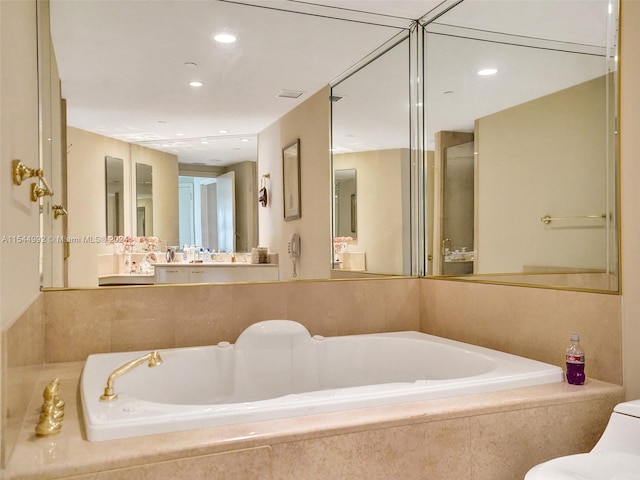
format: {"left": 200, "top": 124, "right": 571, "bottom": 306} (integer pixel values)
{"left": 478, "top": 68, "right": 498, "bottom": 76}
{"left": 200, "top": 140, "right": 209, "bottom": 144}
{"left": 214, "top": 33, "right": 236, "bottom": 44}
{"left": 189, "top": 81, "right": 203, "bottom": 87}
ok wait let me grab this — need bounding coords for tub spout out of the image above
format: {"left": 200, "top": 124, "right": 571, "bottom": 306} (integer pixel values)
{"left": 99, "top": 351, "right": 163, "bottom": 402}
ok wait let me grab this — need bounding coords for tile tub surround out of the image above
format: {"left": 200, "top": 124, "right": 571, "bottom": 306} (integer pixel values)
{"left": 42, "top": 277, "right": 623, "bottom": 384}
{"left": 420, "top": 278, "right": 622, "bottom": 385}
{"left": 5, "top": 363, "right": 625, "bottom": 480}
{"left": 2, "top": 294, "right": 45, "bottom": 468}
{"left": 42, "top": 277, "right": 422, "bottom": 363}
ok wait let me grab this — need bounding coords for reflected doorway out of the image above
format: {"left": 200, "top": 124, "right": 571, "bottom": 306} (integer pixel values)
{"left": 442, "top": 141, "right": 474, "bottom": 275}
{"left": 178, "top": 173, "right": 236, "bottom": 252}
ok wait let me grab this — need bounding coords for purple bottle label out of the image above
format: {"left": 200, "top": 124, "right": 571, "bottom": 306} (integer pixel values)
{"left": 566, "top": 354, "right": 585, "bottom": 385}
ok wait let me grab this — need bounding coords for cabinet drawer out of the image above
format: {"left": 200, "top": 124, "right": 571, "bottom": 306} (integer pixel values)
{"left": 154, "top": 267, "right": 190, "bottom": 284}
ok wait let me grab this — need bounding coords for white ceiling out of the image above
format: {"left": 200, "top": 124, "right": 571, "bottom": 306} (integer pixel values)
{"left": 49, "top": 0, "right": 616, "bottom": 166}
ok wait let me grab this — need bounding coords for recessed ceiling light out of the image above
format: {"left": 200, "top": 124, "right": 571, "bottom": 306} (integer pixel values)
{"left": 478, "top": 68, "right": 498, "bottom": 76}
{"left": 218, "top": 129, "right": 229, "bottom": 134}
{"left": 189, "top": 81, "right": 203, "bottom": 87}
{"left": 214, "top": 33, "right": 236, "bottom": 44}
{"left": 176, "top": 132, "right": 184, "bottom": 136}
{"left": 240, "top": 138, "right": 250, "bottom": 142}
{"left": 201, "top": 140, "right": 209, "bottom": 145}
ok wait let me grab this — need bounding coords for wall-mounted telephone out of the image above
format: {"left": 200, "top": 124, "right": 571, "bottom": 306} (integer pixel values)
{"left": 288, "top": 233, "right": 300, "bottom": 278}
{"left": 288, "top": 233, "right": 300, "bottom": 258}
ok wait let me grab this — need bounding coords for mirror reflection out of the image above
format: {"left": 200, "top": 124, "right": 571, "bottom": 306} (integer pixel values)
{"left": 135, "top": 163, "right": 153, "bottom": 237}
{"left": 334, "top": 169, "right": 357, "bottom": 239}
{"left": 423, "top": 0, "right": 619, "bottom": 291}
{"left": 42, "top": 0, "right": 619, "bottom": 292}
{"left": 178, "top": 171, "right": 237, "bottom": 253}
{"left": 331, "top": 37, "right": 411, "bottom": 276}
{"left": 105, "top": 156, "right": 124, "bottom": 237}
{"left": 48, "top": 0, "right": 408, "bottom": 288}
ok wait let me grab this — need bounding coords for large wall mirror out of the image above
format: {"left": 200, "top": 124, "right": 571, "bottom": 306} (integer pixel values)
{"left": 44, "top": 0, "right": 408, "bottom": 288}
{"left": 40, "top": 0, "right": 619, "bottom": 292}
{"left": 331, "top": 36, "right": 412, "bottom": 276}
{"left": 423, "top": 0, "right": 619, "bottom": 292}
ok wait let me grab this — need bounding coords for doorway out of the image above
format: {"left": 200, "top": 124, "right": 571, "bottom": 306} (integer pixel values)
{"left": 178, "top": 172, "right": 236, "bottom": 251}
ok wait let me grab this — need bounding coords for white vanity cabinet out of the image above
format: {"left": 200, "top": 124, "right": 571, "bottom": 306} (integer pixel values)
{"left": 154, "top": 266, "right": 190, "bottom": 284}
{"left": 154, "top": 262, "right": 279, "bottom": 284}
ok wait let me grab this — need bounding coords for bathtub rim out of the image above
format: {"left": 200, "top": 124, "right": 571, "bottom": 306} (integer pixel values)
{"left": 80, "top": 329, "right": 565, "bottom": 441}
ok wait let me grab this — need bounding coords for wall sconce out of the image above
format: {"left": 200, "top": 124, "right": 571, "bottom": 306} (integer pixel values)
{"left": 11, "top": 159, "right": 54, "bottom": 202}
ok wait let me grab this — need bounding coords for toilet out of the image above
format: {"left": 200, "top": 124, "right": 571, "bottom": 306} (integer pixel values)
{"left": 525, "top": 400, "right": 640, "bottom": 479}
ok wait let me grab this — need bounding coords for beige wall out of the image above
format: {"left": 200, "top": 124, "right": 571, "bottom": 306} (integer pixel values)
{"left": 476, "top": 75, "right": 609, "bottom": 274}
{"left": 257, "top": 86, "right": 332, "bottom": 280}
{"left": 621, "top": 0, "right": 640, "bottom": 400}
{"left": 333, "top": 149, "right": 411, "bottom": 274}
{"left": 0, "top": 0, "right": 41, "bottom": 330}
{"left": 0, "top": 0, "right": 43, "bottom": 467}
{"left": 66, "top": 128, "right": 178, "bottom": 287}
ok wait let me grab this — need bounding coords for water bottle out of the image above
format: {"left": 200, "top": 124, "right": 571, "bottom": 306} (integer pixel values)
{"left": 565, "top": 334, "right": 585, "bottom": 385}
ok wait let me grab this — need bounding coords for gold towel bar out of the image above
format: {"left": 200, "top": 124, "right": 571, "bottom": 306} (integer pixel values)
{"left": 540, "top": 214, "right": 606, "bottom": 224}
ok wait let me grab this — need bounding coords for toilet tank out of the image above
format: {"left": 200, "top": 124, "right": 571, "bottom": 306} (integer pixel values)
{"left": 592, "top": 400, "right": 640, "bottom": 454}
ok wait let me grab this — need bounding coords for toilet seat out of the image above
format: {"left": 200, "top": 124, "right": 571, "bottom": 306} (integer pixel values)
{"left": 525, "top": 452, "right": 640, "bottom": 479}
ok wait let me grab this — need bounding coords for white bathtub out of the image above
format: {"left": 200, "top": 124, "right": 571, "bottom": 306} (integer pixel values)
{"left": 81, "top": 320, "right": 564, "bottom": 441}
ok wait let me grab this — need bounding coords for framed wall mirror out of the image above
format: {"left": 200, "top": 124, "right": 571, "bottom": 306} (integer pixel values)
{"left": 105, "top": 156, "right": 124, "bottom": 237}
{"left": 135, "top": 163, "right": 153, "bottom": 237}
{"left": 334, "top": 169, "right": 357, "bottom": 239}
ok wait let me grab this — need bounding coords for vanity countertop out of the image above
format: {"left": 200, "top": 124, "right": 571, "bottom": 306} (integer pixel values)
{"left": 153, "top": 261, "right": 278, "bottom": 267}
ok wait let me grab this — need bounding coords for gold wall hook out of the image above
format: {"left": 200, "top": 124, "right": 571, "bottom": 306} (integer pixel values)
{"left": 52, "top": 204, "right": 68, "bottom": 219}
{"left": 31, "top": 182, "right": 54, "bottom": 202}
{"left": 11, "top": 159, "right": 44, "bottom": 186}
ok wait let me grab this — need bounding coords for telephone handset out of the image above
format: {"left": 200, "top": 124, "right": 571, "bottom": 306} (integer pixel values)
{"left": 288, "top": 233, "right": 300, "bottom": 278}
{"left": 288, "top": 233, "right": 300, "bottom": 258}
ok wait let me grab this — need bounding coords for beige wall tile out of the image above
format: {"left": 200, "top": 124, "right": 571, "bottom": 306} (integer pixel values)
{"left": 42, "top": 279, "right": 422, "bottom": 362}
{"left": 271, "top": 420, "right": 472, "bottom": 480}
{"left": 470, "top": 397, "right": 619, "bottom": 479}
{"left": 2, "top": 295, "right": 44, "bottom": 468}
{"left": 67, "top": 447, "right": 272, "bottom": 480}
{"left": 44, "top": 290, "right": 115, "bottom": 362}
{"left": 420, "top": 279, "right": 622, "bottom": 384}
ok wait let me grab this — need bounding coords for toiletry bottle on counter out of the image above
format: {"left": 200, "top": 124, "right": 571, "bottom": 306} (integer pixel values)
{"left": 565, "top": 334, "right": 585, "bottom": 385}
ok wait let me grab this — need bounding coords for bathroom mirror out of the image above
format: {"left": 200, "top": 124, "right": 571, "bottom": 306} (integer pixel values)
{"left": 334, "top": 169, "right": 357, "bottom": 239}
{"left": 331, "top": 36, "right": 412, "bottom": 275}
{"left": 421, "top": 0, "right": 619, "bottom": 291}
{"left": 105, "top": 156, "right": 124, "bottom": 237}
{"left": 40, "top": 0, "right": 619, "bottom": 292}
{"left": 135, "top": 163, "right": 153, "bottom": 237}
{"left": 44, "top": 0, "right": 409, "bottom": 287}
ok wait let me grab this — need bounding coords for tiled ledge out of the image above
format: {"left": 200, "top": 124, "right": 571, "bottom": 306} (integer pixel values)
{"left": 5, "top": 362, "right": 625, "bottom": 480}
